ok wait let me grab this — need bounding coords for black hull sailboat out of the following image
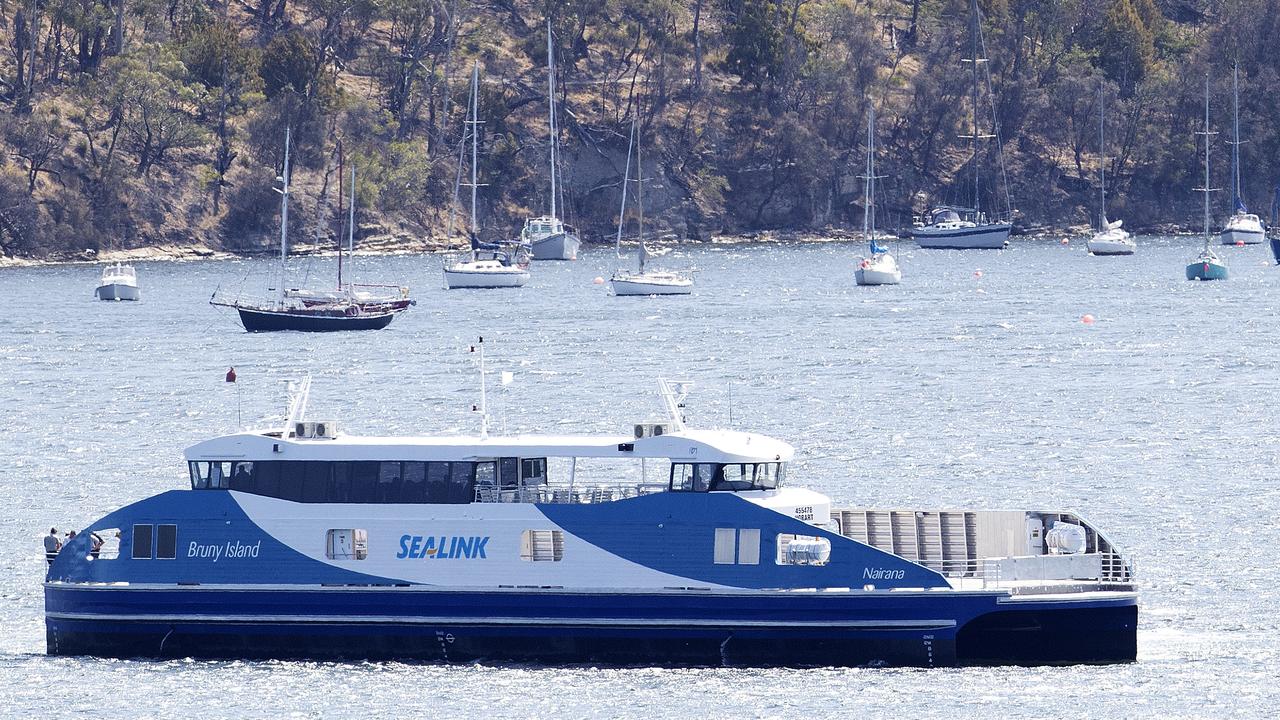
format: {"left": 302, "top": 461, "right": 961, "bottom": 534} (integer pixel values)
{"left": 212, "top": 130, "right": 411, "bottom": 332}
{"left": 236, "top": 305, "right": 397, "bottom": 332}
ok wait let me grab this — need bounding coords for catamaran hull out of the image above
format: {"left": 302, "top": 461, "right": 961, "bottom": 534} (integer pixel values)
{"left": 44, "top": 584, "right": 1136, "bottom": 667}
{"left": 95, "top": 283, "right": 140, "bottom": 301}
{"left": 235, "top": 307, "right": 398, "bottom": 332}
{"left": 913, "top": 224, "right": 1011, "bottom": 250}
{"left": 1218, "top": 228, "right": 1264, "bottom": 245}
{"left": 529, "top": 232, "right": 581, "bottom": 261}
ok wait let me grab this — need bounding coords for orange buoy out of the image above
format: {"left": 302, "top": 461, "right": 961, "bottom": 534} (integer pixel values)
{"left": 1082, "top": 314, "right": 1095, "bottom": 324}
{"left": 1060, "top": 237, "right": 1070, "bottom": 245}
{"left": 1235, "top": 240, "right": 1246, "bottom": 247}
{"left": 593, "top": 276, "right": 605, "bottom": 285}
{"left": 973, "top": 270, "right": 983, "bottom": 279}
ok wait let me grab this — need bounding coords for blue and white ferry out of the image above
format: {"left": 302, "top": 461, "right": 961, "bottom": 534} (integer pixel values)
{"left": 45, "top": 379, "right": 1136, "bottom": 667}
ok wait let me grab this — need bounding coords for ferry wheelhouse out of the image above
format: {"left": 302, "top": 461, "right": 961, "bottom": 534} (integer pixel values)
{"left": 45, "top": 381, "right": 1136, "bottom": 667}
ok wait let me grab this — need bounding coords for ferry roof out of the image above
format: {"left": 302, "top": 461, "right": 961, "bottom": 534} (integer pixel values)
{"left": 185, "top": 428, "right": 795, "bottom": 464}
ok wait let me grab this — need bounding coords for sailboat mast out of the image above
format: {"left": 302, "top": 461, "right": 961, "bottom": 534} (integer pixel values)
{"left": 470, "top": 61, "right": 480, "bottom": 260}
{"left": 615, "top": 120, "right": 634, "bottom": 259}
{"left": 637, "top": 123, "right": 645, "bottom": 275}
{"left": 1203, "top": 75, "right": 1211, "bottom": 249}
{"left": 870, "top": 107, "right": 877, "bottom": 241}
{"left": 1099, "top": 83, "right": 1106, "bottom": 228}
{"left": 546, "top": 20, "right": 558, "bottom": 220}
{"left": 970, "top": 0, "right": 980, "bottom": 215}
{"left": 862, "top": 107, "right": 872, "bottom": 248}
{"left": 336, "top": 143, "right": 344, "bottom": 290}
{"left": 1231, "top": 62, "right": 1241, "bottom": 210}
{"left": 347, "top": 164, "right": 356, "bottom": 277}
{"left": 278, "top": 127, "right": 291, "bottom": 305}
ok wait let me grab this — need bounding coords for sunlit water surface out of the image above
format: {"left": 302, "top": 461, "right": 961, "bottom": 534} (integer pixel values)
{"left": 1, "top": 236, "right": 1277, "bottom": 717}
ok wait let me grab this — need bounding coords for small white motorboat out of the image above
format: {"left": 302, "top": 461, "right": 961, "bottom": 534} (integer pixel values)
{"left": 95, "top": 263, "right": 140, "bottom": 301}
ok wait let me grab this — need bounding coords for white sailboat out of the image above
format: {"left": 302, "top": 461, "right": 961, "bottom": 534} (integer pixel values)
{"left": 520, "top": 21, "right": 581, "bottom": 261}
{"left": 1087, "top": 84, "right": 1135, "bottom": 256}
{"left": 1187, "top": 75, "right": 1228, "bottom": 281}
{"left": 610, "top": 120, "right": 692, "bottom": 296}
{"left": 912, "top": 0, "right": 1011, "bottom": 250}
{"left": 855, "top": 107, "right": 900, "bottom": 286}
{"left": 1218, "top": 62, "right": 1264, "bottom": 245}
{"left": 94, "top": 262, "right": 140, "bottom": 301}
{"left": 444, "top": 62, "right": 531, "bottom": 290}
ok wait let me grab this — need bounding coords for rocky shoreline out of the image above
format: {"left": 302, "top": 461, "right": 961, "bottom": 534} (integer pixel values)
{"left": 0, "top": 224, "right": 1231, "bottom": 268}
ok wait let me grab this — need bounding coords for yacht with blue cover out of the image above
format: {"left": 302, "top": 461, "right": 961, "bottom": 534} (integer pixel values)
{"left": 45, "top": 379, "right": 1137, "bottom": 667}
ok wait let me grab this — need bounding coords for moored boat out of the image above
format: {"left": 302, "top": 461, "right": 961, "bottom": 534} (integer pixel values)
{"left": 44, "top": 378, "right": 1137, "bottom": 667}
{"left": 610, "top": 119, "right": 693, "bottom": 296}
{"left": 1187, "top": 75, "right": 1228, "bottom": 281}
{"left": 519, "top": 23, "right": 580, "bottom": 261}
{"left": 1087, "top": 83, "right": 1135, "bottom": 256}
{"left": 854, "top": 107, "right": 901, "bottom": 286}
{"left": 912, "top": 0, "right": 1012, "bottom": 251}
{"left": 94, "top": 263, "right": 140, "bottom": 301}
{"left": 1218, "top": 63, "right": 1263, "bottom": 246}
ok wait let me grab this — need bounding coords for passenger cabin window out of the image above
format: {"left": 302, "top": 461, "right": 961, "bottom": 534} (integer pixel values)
{"left": 131, "top": 524, "right": 153, "bottom": 559}
{"left": 326, "top": 529, "right": 368, "bottom": 560}
{"left": 156, "top": 524, "right": 177, "bottom": 559}
{"left": 191, "top": 460, "right": 479, "bottom": 505}
{"left": 670, "top": 462, "right": 787, "bottom": 492}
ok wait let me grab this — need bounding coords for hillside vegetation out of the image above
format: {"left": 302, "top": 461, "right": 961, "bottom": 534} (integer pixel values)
{"left": 1, "top": 0, "right": 1278, "bottom": 259}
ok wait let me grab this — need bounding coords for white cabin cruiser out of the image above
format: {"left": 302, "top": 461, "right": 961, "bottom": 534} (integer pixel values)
{"left": 95, "top": 263, "right": 140, "bottom": 301}
{"left": 44, "top": 377, "right": 1137, "bottom": 667}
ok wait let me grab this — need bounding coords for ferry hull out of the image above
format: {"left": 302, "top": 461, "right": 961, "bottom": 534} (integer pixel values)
{"left": 44, "top": 584, "right": 1135, "bottom": 667}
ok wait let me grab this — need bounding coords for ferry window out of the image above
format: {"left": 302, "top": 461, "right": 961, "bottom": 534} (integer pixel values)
{"left": 499, "top": 458, "right": 519, "bottom": 490}
{"left": 401, "top": 462, "right": 427, "bottom": 503}
{"left": 670, "top": 463, "right": 695, "bottom": 491}
{"left": 190, "top": 462, "right": 211, "bottom": 489}
{"left": 776, "top": 534, "right": 832, "bottom": 566}
{"left": 521, "top": 458, "right": 547, "bottom": 484}
{"left": 255, "top": 461, "right": 281, "bottom": 498}
{"left": 349, "top": 462, "right": 379, "bottom": 503}
{"left": 448, "top": 462, "right": 475, "bottom": 503}
{"left": 520, "top": 530, "right": 564, "bottom": 561}
{"left": 279, "top": 462, "right": 306, "bottom": 500}
{"left": 693, "top": 464, "right": 716, "bottom": 492}
{"left": 738, "top": 529, "right": 761, "bottom": 565}
{"left": 713, "top": 528, "right": 735, "bottom": 564}
{"left": 426, "top": 462, "right": 450, "bottom": 502}
{"left": 326, "top": 529, "right": 367, "bottom": 560}
{"left": 713, "top": 465, "right": 753, "bottom": 492}
{"left": 156, "top": 524, "right": 177, "bottom": 559}
{"left": 754, "top": 463, "right": 781, "bottom": 490}
{"left": 329, "top": 462, "right": 352, "bottom": 503}
{"left": 229, "top": 462, "right": 254, "bottom": 490}
{"left": 301, "top": 462, "right": 330, "bottom": 503}
{"left": 131, "top": 524, "right": 153, "bottom": 560}
{"left": 212, "top": 461, "right": 233, "bottom": 489}
{"left": 376, "top": 461, "right": 403, "bottom": 503}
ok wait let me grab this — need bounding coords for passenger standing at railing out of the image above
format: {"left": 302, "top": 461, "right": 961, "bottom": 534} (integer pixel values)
{"left": 44, "top": 528, "right": 61, "bottom": 565}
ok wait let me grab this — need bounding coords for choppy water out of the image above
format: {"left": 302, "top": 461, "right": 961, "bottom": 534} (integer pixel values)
{"left": 2, "top": 236, "right": 1278, "bottom": 718}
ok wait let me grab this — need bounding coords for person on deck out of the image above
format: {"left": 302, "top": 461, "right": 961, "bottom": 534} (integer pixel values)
{"left": 44, "top": 528, "right": 61, "bottom": 565}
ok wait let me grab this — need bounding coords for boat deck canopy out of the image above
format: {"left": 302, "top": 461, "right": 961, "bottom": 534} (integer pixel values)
{"left": 186, "top": 428, "right": 795, "bottom": 465}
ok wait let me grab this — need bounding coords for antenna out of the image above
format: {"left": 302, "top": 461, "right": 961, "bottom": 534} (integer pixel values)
{"left": 471, "top": 337, "right": 489, "bottom": 439}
